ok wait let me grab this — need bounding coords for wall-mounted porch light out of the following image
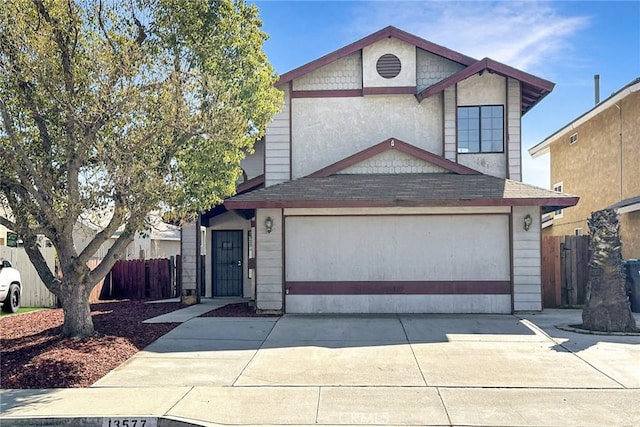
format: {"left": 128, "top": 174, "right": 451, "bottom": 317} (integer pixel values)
{"left": 265, "top": 216, "right": 274, "bottom": 234}
{"left": 523, "top": 214, "right": 533, "bottom": 232}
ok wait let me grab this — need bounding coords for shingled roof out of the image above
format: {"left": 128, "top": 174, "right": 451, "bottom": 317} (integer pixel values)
{"left": 224, "top": 174, "right": 578, "bottom": 213}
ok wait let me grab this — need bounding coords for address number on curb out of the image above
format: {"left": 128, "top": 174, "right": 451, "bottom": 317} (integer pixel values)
{"left": 102, "top": 418, "right": 157, "bottom": 427}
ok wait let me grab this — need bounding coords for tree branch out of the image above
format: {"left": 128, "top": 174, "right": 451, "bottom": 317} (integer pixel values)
{"left": 0, "top": 99, "right": 62, "bottom": 232}
{"left": 22, "top": 234, "right": 62, "bottom": 297}
{"left": 0, "top": 215, "right": 16, "bottom": 231}
{"left": 75, "top": 195, "right": 127, "bottom": 266}
{"left": 87, "top": 228, "right": 134, "bottom": 287}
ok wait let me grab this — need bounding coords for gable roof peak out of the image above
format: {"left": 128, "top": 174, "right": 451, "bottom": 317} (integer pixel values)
{"left": 276, "top": 26, "right": 477, "bottom": 86}
{"left": 308, "top": 137, "right": 480, "bottom": 178}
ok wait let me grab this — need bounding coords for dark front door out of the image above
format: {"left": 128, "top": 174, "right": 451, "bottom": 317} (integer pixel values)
{"left": 212, "top": 230, "right": 243, "bottom": 297}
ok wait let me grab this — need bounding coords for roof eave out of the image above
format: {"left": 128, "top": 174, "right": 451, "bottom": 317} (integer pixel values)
{"left": 529, "top": 78, "right": 640, "bottom": 158}
{"left": 416, "top": 58, "right": 554, "bottom": 115}
{"left": 225, "top": 196, "right": 579, "bottom": 210}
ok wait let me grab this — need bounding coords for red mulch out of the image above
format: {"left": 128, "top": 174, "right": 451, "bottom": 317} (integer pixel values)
{"left": 0, "top": 299, "right": 183, "bottom": 389}
{"left": 199, "top": 302, "right": 281, "bottom": 318}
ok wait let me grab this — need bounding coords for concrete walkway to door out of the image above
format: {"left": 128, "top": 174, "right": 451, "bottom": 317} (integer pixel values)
{"left": 2, "top": 309, "right": 640, "bottom": 426}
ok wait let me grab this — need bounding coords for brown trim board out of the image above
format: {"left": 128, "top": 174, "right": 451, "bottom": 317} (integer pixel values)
{"left": 226, "top": 197, "right": 581, "bottom": 210}
{"left": 286, "top": 281, "right": 511, "bottom": 295}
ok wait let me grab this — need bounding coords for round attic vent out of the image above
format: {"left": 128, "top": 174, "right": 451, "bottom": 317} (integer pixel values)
{"left": 376, "top": 54, "right": 401, "bottom": 79}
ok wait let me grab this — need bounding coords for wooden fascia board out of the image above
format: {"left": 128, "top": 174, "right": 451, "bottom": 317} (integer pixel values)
{"left": 307, "top": 137, "right": 480, "bottom": 178}
{"left": 236, "top": 174, "right": 265, "bottom": 194}
{"left": 225, "top": 196, "right": 580, "bottom": 210}
{"left": 416, "top": 57, "right": 555, "bottom": 107}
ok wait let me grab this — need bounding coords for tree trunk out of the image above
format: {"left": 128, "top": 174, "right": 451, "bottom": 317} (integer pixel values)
{"left": 59, "top": 278, "right": 95, "bottom": 338}
{"left": 582, "top": 209, "right": 637, "bottom": 332}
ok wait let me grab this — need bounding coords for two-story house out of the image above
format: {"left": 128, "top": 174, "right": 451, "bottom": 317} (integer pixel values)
{"left": 529, "top": 77, "right": 639, "bottom": 259}
{"left": 189, "top": 26, "right": 578, "bottom": 314}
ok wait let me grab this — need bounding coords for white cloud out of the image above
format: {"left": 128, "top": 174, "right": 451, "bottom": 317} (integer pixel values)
{"left": 346, "top": 1, "right": 590, "bottom": 73}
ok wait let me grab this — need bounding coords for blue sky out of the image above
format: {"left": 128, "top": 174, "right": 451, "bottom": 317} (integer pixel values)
{"left": 252, "top": 0, "right": 640, "bottom": 189}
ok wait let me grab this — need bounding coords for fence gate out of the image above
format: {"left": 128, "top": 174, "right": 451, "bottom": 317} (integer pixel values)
{"left": 541, "top": 235, "right": 590, "bottom": 308}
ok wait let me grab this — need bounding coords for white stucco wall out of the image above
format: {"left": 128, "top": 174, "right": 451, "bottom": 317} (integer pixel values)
{"left": 205, "top": 211, "right": 253, "bottom": 299}
{"left": 291, "top": 95, "right": 442, "bottom": 178}
{"left": 363, "top": 38, "right": 416, "bottom": 88}
{"left": 285, "top": 215, "right": 510, "bottom": 282}
{"left": 512, "top": 206, "right": 542, "bottom": 311}
{"left": 456, "top": 72, "right": 508, "bottom": 177}
{"left": 457, "top": 73, "right": 506, "bottom": 106}
{"left": 256, "top": 209, "right": 283, "bottom": 311}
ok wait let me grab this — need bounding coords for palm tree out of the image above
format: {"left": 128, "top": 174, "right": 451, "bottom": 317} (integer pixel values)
{"left": 582, "top": 209, "right": 637, "bottom": 332}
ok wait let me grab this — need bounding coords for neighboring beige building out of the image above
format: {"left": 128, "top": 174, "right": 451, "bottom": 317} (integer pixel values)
{"left": 529, "top": 78, "right": 640, "bottom": 259}
{"left": 187, "top": 26, "right": 578, "bottom": 313}
{"left": 74, "top": 213, "right": 181, "bottom": 261}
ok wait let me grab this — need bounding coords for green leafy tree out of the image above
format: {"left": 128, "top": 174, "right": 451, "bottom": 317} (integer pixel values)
{"left": 0, "top": 0, "right": 282, "bottom": 337}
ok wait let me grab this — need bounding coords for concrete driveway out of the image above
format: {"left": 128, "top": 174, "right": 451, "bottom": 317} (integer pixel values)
{"left": 2, "top": 310, "right": 640, "bottom": 426}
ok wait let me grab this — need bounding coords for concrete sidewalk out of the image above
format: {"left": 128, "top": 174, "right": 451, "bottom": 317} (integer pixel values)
{"left": 2, "top": 309, "right": 639, "bottom": 426}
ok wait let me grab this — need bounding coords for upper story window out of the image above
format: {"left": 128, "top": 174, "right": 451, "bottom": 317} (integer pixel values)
{"left": 457, "top": 106, "right": 504, "bottom": 153}
{"left": 553, "top": 182, "right": 564, "bottom": 218}
{"left": 569, "top": 133, "right": 578, "bottom": 144}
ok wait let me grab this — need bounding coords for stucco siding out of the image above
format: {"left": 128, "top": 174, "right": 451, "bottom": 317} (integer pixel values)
{"left": 455, "top": 73, "right": 508, "bottom": 178}
{"left": 265, "top": 86, "right": 290, "bottom": 187}
{"left": 512, "top": 206, "right": 542, "bottom": 311}
{"left": 457, "top": 73, "right": 506, "bottom": 106}
{"left": 622, "top": 212, "right": 640, "bottom": 258}
{"left": 285, "top": 215, "right": 510, "bottom": 282}
{"left": 256, "top": 209, "right": 283, "bottom": 311}
{"left": 547, "top": 89, "right": 639, "bottom": 258}
{"left": 291, "top": 95, "right": 442, "bottom": 178}
{"left": 417, "top": 49, "right": 465, "bottom": 92}
{"left": 362, "top": 38, "right": 416, "bottom": 88}
{"left": 292, "top": 52, "right": 362, "bottom": 91}
{"left": 458, "top": 153, "right": 507, "bottom": 178}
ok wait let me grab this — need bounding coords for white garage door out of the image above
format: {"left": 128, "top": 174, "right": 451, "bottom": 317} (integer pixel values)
{"left": 285, "top": 215, "right": 511, "bottom": 313}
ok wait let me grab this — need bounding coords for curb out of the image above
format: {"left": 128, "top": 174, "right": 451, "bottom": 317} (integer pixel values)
{"left": 0, "top": 417, "right": 218, "bottom": 427}
{"left": 556, "top": 324, "right": 640, "bottom": 336}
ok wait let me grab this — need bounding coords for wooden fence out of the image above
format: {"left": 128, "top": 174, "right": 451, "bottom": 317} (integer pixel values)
{"left": 102, "top": 258, "right": 178, "bottom": 300}
{"left": 541, "top": 235, "right": 590, "bottom": 308}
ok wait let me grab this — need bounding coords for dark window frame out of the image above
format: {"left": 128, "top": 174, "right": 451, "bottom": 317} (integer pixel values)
{"left": 457, "top": 105, "right": 505, "bottom": 154}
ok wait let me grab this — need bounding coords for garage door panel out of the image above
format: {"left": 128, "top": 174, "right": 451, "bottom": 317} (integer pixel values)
{"left": 285, "top": 215, "right": 510, "bottom": 282}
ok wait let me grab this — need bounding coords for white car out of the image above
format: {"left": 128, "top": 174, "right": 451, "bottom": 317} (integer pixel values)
{"left": 0, "top": 259, "right": 22, "bottom": 313}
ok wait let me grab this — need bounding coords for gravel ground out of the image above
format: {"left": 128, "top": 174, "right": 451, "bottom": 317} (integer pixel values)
{"left": 1, "top": 299, "right": 279, "bottom": 389}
